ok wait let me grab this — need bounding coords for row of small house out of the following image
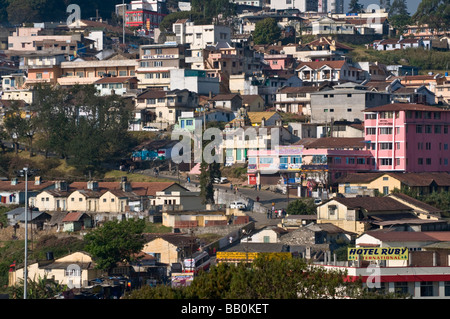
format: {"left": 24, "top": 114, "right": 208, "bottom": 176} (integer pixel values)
{"left": 2, "top": 176, "right": 250, "bottom": 233}
{"left": 0, "top": 177, "right": 191, "bottom": 211}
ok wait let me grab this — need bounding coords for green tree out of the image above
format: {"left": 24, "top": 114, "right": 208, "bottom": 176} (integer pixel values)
{"left": 9, "top": 275, "right": 67, "bottom": 299}
{"left": 84, "top": 219, "right": 146, "bottom": 272}
{"left": 286, "top": 198, "right": 316, "bottom": 215}
{"left": 253, "top": 18, "right": 281, "bottom": 45}
{"left": 125, "top": 255, "right": 401, "bottom": 299}
{"left": 3, "top": 101, "right": 27, "bottom": 154}
{"left": 412, "top": 0, "right": 450, "bottom": 33}
{"left": 389, "top": 0, "right": 409, "bottom": 16}
{"left": 348, "top": 0, "right": 363, "bottom": 13}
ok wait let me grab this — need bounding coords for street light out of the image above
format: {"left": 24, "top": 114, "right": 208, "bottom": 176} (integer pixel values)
{"left": 16, "top": 167, "right": 38, "bottom": 299}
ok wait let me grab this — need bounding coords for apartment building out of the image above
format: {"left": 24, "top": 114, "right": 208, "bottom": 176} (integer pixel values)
{"left": 296, "top": 60, "right": 365, "bottom": 86}
{"left": 310, "top": 82, "right": 391, "bottom": 123}
{"left": 320, "top": 230, "right": 450, "bottom": 299}
{"left": 363, "top": 103, "right": 450, "bottom": 173}
{"left": 58, "top": 59, "right": 138, "bottom": 87}
{"left": 135, "top": 88, "right": 199, "bottom": 128}
{"left": 125, "top": 0, "right": 167, "bottom": 29}
{"left": 7, "top": 27, "right": 81, "bottom": 56}
{"left": 274, "top": 84, "right": 332, "bottom": 116}
{"left": 136, "top": 43, "right": 187, "bottom": 90}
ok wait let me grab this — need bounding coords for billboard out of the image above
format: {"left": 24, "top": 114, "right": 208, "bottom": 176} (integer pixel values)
{"left": 348, "top": 247, "right": 408, "bottom": 261}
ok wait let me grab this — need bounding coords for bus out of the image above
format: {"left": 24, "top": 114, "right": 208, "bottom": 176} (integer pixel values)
{"left": 183, "top": 251, "right": 211, "bottom": 273}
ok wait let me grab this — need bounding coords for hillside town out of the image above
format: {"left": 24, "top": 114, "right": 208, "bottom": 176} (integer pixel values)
{"left": 0, "top": 0, "right": 450, "bottom": 301}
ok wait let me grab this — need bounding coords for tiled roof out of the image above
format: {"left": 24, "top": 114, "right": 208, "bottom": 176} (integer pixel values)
{"left": 299, "top": 137, "right": 366, "bottom": 149}
{"left": 143, "top": 233, "right": 197, "bottom": 247}
{"left": 209, "top": 94, "right": 242, "bottom": 101}
{"left": 137, "top": 89, "right": 166, "bottom": 99}
{"left": 331, "top": 197, "right": 411, "bottom": 212}
{"left": 388, "top": 193, "right": 443, "bottom": 214}
{"left": 335, "top": 172, "right": 385, "bottom": 184}
{"left": 387, "top": 172, "right": 450, "bottom": 187}
{"left": 247, "top": 111, "right": 279, "bottom": 123}
{"left": 296, "top": 60, "right": 346, "bottom": 71}
{"left": 278, "top": 85, "right": 329, "bottom": 94}
{"left": 363, "top": 230, "right": 450, "bottom": 242}
{"left": 363, "top": 103, "right": 447, "bottom": 112}
{"left": 68, "top": 181, "right": 179, "bottom": 197}
{"left": 62, "top": 212, "right": 88, "bottom": 222}
{"left": 0, "top": 181, "right": 55, "bottom": 192}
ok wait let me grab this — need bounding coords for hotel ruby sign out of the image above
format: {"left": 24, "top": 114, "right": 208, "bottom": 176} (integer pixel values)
{"left": 348, "top": 247, "right": 408, "bottom": 260}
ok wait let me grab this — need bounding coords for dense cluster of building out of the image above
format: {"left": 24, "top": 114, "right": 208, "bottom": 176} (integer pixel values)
{"left": 1, "top": 0, "right": 450, "bottom": 299}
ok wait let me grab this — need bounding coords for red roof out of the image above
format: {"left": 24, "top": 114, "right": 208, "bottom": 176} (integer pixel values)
{"left": 296, "top": 60, "right": 346, "bottom": 71}
{"left": 363, "top": 230, "right": 450, "bottom": 243}
{"left": 363, "top": 103, "right": 447, "bottom": 112}
{"left": 62, "top": 212, "right": 87, "bottom": 222}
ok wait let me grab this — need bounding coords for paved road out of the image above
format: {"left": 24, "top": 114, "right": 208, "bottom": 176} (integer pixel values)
{"left": 151, "top": 171, "right": 294, "bottom": 228}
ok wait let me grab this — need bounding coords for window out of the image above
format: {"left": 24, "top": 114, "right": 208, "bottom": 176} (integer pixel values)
{"left": 445, "top": 282, "right": 450, "bottom": 296}
{"left": 425, "top": 125, "right": 432, "bottom": 133}
{"left": 435, "top": 125, "right": 442, "bottom": 133}
{"left": 418, "top": 158, "right": 423, "bottom": 165}
{"left": 426, "top": 158, "right": 432, "bottom": 165}
{"left": 380, "top": 158, "right": 392, "bottom": 166}
{"left": 366, "top": 128, "right": 376, "bottom": 135}
{"left": 379, "top": 143, "right": 393, "bottom": 150}
{"left": 365, "top": 113, "right": 376, "bottom": 120}
{"left": 420, "top": 281, "right": 434, "bottom": 297}
{"left": 426, "top": 142, "right": 431, "bottom": 150}
{"left": 380, "top": 111, "right": 393, "bottom": 119}
{"left": 379, "top": 127, "right": 392, "bottom": 134}
{"left": 357, "top": 158, "right": 365, "bottom": 164}
{"left": 395, "top": 282, "right": 409, "bottom": 295}
{"left": 383, "top": 186, "right": 389, "bottom": 195}
{"left": 416, "top": 125, "right": 423, "bottom": 133}
{"left": 346, "top": 157, "right": 355, "bottom": 165}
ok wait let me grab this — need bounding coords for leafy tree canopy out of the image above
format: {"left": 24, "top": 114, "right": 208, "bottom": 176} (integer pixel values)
{"left": 253, "top": 18, "right": 281, "bottom": 45}
{"left": 125, "top": 255, "right": 403, "bottom": 299}
{"left": 286, "top": 198, "right": 316, "bottom": 215}
{"left": 84, "top": 219, "right": 146, "bottom": 271}
{"left": 412, "top": 0, "right": 450, "bottom": 32}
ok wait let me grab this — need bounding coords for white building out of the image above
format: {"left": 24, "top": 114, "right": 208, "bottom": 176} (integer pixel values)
{"left": 170, "top": 69, "right": 220, "bottom": 95}
{"left": 173, "top": 20, "right": 231, "bottom": 50}
{"left": 318, "top": 230, "right": 450, "bottom": 298}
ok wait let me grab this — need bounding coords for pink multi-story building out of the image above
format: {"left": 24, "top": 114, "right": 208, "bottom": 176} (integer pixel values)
{"left": 364, "top": 103, "right": 450, "bottom": 173}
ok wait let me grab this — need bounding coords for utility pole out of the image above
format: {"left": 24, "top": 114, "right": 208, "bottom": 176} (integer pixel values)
{"left": 123, "top": 0, "right": 126, "bottom": 45}
{"left": 23, "top": 167, "right": 28, "bottom": 300}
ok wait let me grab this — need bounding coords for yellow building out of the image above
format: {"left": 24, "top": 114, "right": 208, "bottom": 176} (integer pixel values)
{"left": 67, "top": 189, "right": 102, "bottom": 212}
{"left": 10, "top": 252, "right": 104, "bottom": 289}
{"left": 316, "top": 197, "right": 414, "bottom": 235}
{"left": 142, "top": 234, "right": 198, "bottom": 266}
{"left": 336, "top": 172, "right": 450, "bottom": 196}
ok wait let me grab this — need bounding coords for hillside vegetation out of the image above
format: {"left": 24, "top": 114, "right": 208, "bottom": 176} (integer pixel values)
{"left": 348, "top": 45, "right": 450, "bottom": 74}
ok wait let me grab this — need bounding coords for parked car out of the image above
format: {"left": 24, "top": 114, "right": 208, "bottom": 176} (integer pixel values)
{"left": 142, "top": 126, "right": 160, "bottom": 132}
{"left": 314, "top": 198, "right": 322, "bottom": 205}
{"left": 229, "top": 201, "right": 246, "bottom": 210}
{"left": 213, "top": 177, "right": 229, "bottom": 184}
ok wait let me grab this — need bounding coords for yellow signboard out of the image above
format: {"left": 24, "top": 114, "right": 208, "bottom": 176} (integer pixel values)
{"left": 216, "top": 252, "right": 292, "bottom": 261}
{"left": 348, "top": 247, "right": 408, "bottom": 261}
